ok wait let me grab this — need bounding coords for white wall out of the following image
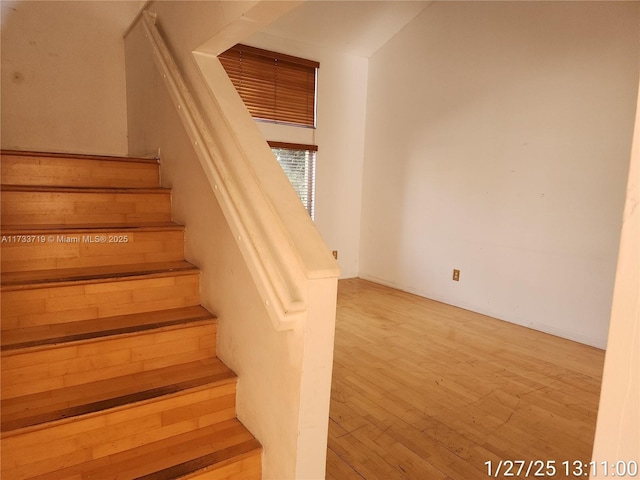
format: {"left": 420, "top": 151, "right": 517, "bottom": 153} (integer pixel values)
{"left": 0, "top": 1, "right": 142, "bottom": 155}
{"left": 247, "top": 32, "right": 369, "bottom": 279}
{"left": 359, "top": 1, "right": 639, "bottom": 348}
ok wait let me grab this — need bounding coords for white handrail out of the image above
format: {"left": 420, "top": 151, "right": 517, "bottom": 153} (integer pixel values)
{"left": 140, "top": 11, "right": 312, "bottom": 330}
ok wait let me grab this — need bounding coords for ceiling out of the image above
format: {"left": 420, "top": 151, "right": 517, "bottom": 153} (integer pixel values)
{"left": 0, "top": 0, "right": 147, "bottom": 30}
{"left": 0, "top": 1, "right": 428, "bottom": 59}
{"left": 258, "top": 1, "right": 431, "bottom": 58}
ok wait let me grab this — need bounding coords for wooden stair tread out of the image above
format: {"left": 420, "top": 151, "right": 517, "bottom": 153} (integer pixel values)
{"left": 1, "top": 305, "right": 215, "bottom": 351}
{"left": 1, "top": 222, "right": 184, "bottom": 234}
{"left": 1, "top": 149, "right": 159, "bottom": 164}
{"left": 1, "top": 260, "right": 198, "bottom": 289}
{"left": 1, "top": 184, "right": 170, "bottom": 194}
{"left": 1, "top": 357, "right": 235, "bottom": 433}
{"left": 27, "top": 418, "right": 260, "bottom": 480}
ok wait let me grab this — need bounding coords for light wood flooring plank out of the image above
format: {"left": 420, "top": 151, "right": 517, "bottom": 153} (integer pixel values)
{"left": 326, "top": 278, "right": 605, "bottom": 480}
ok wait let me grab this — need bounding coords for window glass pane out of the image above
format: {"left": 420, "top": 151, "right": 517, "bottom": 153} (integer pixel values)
{"left": 271, "top": 147, "right": 316, "bottom": 219}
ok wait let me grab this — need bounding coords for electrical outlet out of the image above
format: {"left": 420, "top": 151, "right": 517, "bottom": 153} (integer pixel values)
{"left": 332, "top": 250, "right": 338, "bottom": 260}
{"left": 452, "top": 269, "right": 460, "bottom": 281}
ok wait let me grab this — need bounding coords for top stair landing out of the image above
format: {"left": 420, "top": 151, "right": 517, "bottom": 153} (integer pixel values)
{"left": 1, "top": 150, "right": 160, "bottom": 189}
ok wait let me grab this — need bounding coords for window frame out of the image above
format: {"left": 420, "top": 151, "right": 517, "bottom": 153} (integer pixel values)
{"left": 268, "top": 141, "right": 318, "bottom": 219}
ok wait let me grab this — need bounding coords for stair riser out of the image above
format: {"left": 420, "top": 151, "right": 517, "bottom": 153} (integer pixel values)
{"left": 180, "top": 455, "right": 261, "bottom": 480}
{"left": 1, "top": 273, "right": 201, "bottom": 330}
{"left": 1, "top": 323, "right": 217, "bottom": 400}
{"left": 1, "top": 229, "right": 184, "bottom": 272}
{"left": 1, "top": 384, "right": 237, "bottom": 480}
{"left": 1, "top": 154, "right": 160, "bottom": 188}
{"left": 1, "top": 191, "right": 172, "bottom": 226}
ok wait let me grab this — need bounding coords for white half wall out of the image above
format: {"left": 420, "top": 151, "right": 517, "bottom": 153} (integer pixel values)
{"left": 248, "top": 32, "right": 369, "bottom": 279}
{"left": 125, "top": 17, "right": 306, "bottom": 478}
{"left": 0, "top": 1, "right": 142, "bottom": 155}
{"left": 591, "top": 72, "right": 640, "bottom": 478}
{"left": 359, "top": 1, "right": 640, "bottom": 348}
{"left": 126, "top": 3, "right": 340, "bottom": 478}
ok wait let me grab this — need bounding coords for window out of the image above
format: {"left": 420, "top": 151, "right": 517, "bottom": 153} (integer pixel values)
{"left": 218, "top": 44, "right": 319, "bottom": 128}
{"left": 269, "top": 142, "right": 317, "bottom": 219}
{"left": 218, "top": 45, "right": 319, "bottom": 218}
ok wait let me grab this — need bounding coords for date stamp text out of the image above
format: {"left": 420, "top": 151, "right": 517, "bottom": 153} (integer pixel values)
{"left": 485, "top": 460, "right": 638, "bottom": 477}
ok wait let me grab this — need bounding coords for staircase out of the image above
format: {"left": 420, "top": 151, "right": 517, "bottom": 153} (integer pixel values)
{"left": 0, "top": 150, "right": 261, "bottom": 479}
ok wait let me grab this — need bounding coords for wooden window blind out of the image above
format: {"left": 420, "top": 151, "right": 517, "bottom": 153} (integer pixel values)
{"left": 219, "top": 44, "right": 319, "bottom": 128}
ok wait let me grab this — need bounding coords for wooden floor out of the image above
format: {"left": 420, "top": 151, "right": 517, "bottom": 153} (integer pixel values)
{"left": 326, "top": 279, "right": 605, "bottom": 480}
